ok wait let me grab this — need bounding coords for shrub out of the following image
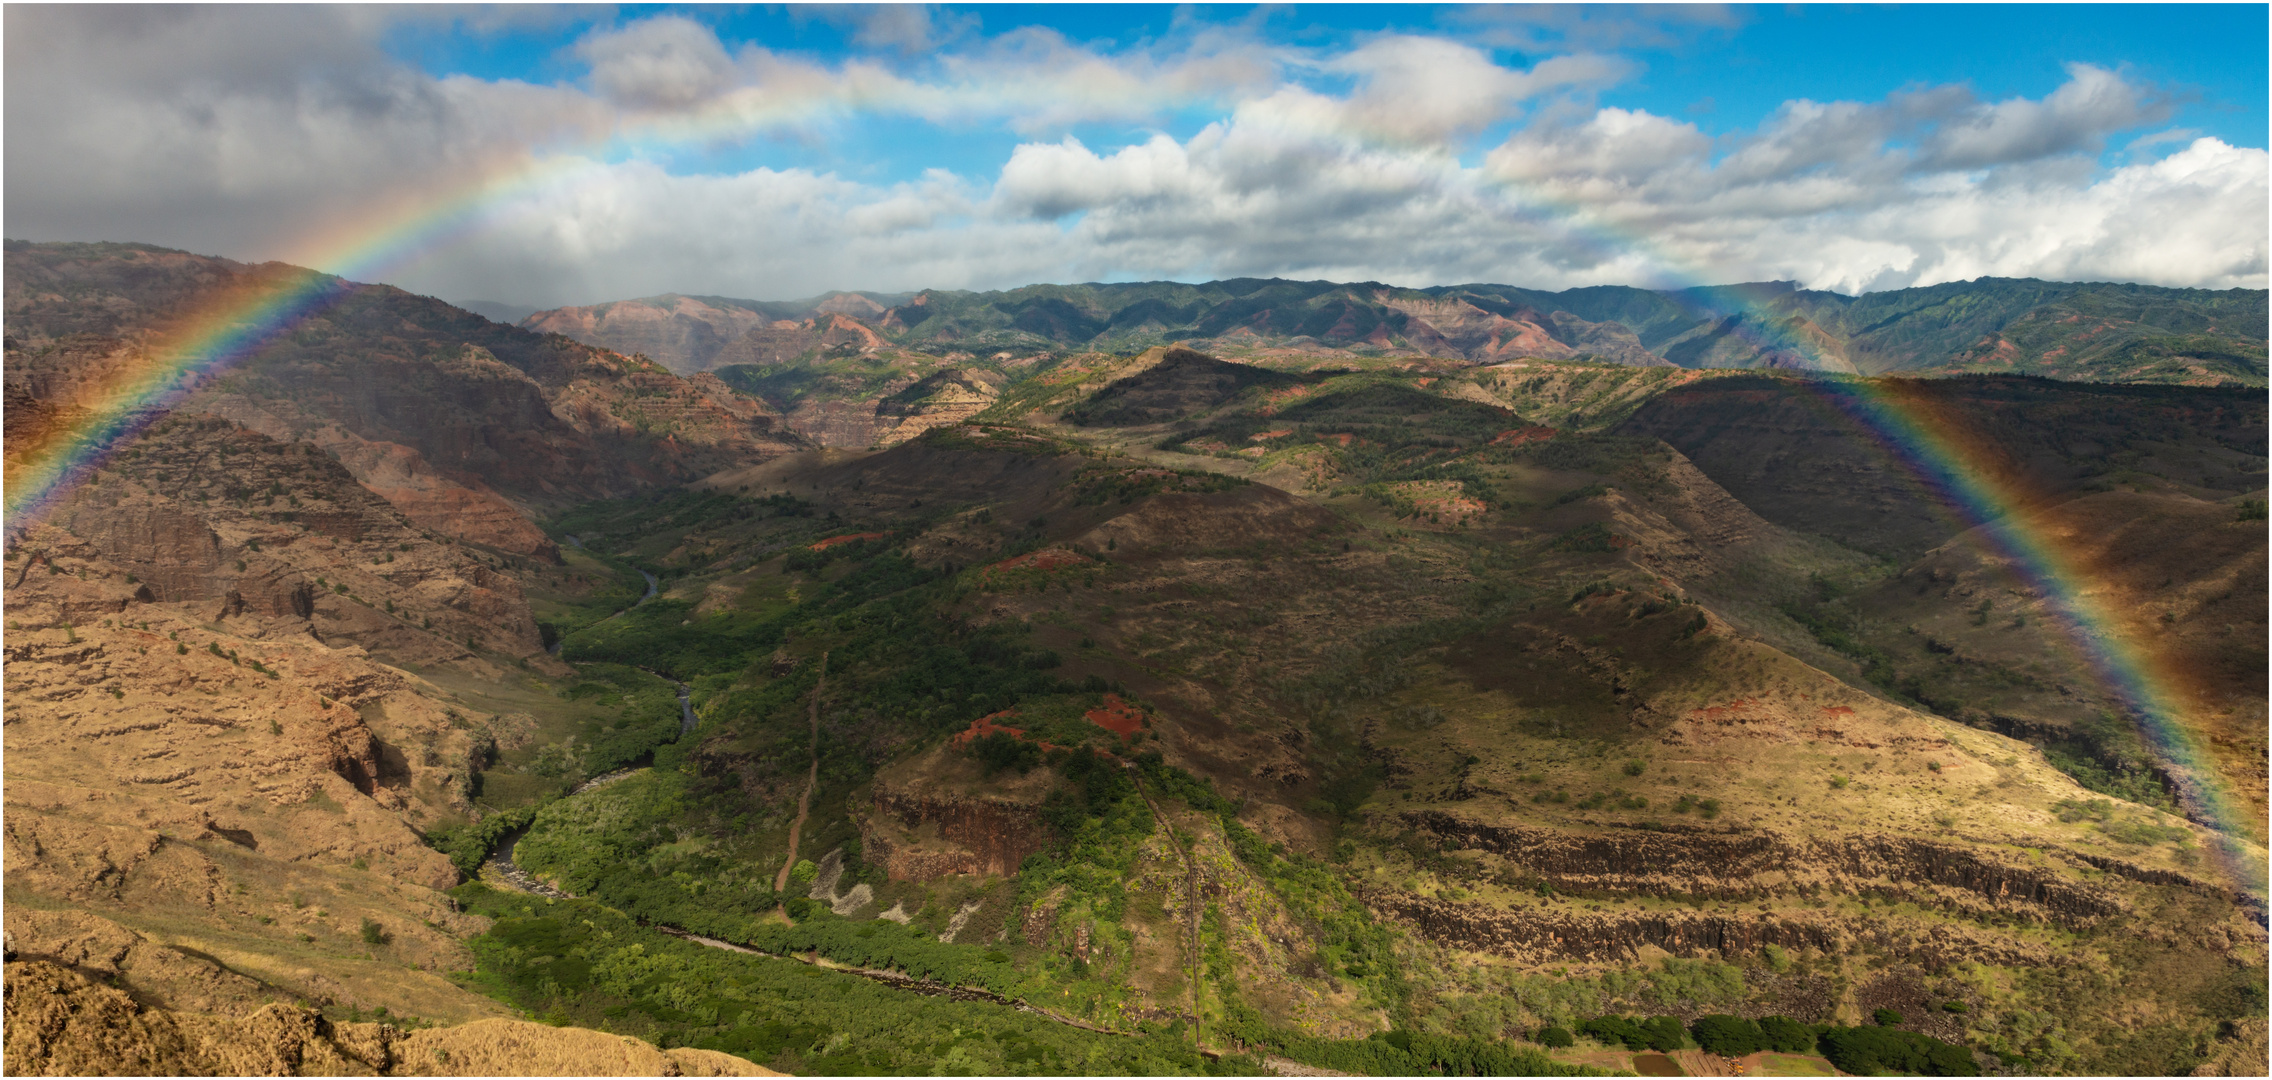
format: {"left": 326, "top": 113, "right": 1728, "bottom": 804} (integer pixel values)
{"left": 783, "top": 897, "right": 814, "bottom": 920}
{"left": 359, "top": 918, "right": 391, "bottom": 946}
{"left": 969, "top": 731, "right": 1043, "bottom": 776}
{"left": 1622, "top": 758, "right": 1646, "bottom": 777}
{"left": 789, "top": 859, "right": 819, "bottom": 886}
{"left": 1580, "top": 1016, "right": 1647, "bottom": 1049}
{"left": 1539, "top": 1027, "right": 1575, "bottom": 1048}
{"left": 1873, "top": 1007, "right": 1903, "bottom": 1027}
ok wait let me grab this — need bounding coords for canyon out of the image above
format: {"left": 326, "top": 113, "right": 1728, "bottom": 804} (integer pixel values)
{"left": 4, "top": 241, "right": 2265, "bottom": 1076}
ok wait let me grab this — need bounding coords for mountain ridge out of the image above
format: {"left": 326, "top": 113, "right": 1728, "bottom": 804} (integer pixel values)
{"left": 521, "top": 274, "right": 2268, "bottom": 386}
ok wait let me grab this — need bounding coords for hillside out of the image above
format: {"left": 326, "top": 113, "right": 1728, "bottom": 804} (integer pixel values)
{"left": 4, "top": 243, "right": 2265, "bottom": 1077}
{"left": 523, "top": 276, "right": 2269, "bottom": 387}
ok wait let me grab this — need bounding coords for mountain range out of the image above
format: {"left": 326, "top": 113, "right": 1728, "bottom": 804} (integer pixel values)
{"left": 5, "top": 240, "right": 2266, "bottom": 1077}
{"left": 513, "top": 276, "right": 2269, "bottom": 386}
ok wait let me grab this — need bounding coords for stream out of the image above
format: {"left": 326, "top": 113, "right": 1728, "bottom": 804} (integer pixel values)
{"left": 549, "top": 536, "right": 656, "bottom": 656}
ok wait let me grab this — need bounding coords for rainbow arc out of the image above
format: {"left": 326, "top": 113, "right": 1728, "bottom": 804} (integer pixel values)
{"left": 2, "top": 89, "right": 2259, "bottom": 896}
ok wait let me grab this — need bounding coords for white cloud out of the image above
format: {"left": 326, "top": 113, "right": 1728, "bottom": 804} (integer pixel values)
{"left": 1325, "top": 36, "right": 1631, "bottom": 144}
{"left": 4, "top": 8, "right": 2258, "bottom": 306}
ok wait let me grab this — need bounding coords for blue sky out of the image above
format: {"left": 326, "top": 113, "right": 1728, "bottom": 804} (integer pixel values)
{"left": 8, "top": 5, "right": 2267, "bottom": 305}
{"left": 376, "top": 4, "right": 2268, "bottom": 183}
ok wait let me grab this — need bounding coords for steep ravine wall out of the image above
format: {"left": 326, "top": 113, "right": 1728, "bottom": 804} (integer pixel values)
{"left": 864, "top": 790, "right": 1056, "bottom": 881}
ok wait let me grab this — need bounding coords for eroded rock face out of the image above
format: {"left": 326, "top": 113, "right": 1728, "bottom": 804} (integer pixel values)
{"left": 31, "top": 415, "right": 553, "bottom": 666}
{"left": 1402, "top": 811, "right": 2130, "bottom": 926}
{"left": 1365, "top": 891, "right": 2054, "bottom": 968}
{"left": 864, "top": 789, "right": 1056, "bottom": 880}
{"left": 872, "top": 368, "right": 1008, "bottom": 446}
{"left": 2, "top": 540, "right": 544, "bottom": 1021}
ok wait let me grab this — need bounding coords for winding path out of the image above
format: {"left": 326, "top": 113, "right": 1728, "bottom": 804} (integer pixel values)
{"left": 774, "top": 651, "right": 827, "bottom": 893}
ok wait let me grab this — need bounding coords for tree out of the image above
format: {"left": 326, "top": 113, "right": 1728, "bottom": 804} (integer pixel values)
{"left": 1640, "top": 1015, "right": 1686, "bottom": 1052}
{"left": 1691, "top": 1015, "right": 1763, "bottom": 1056}
{"left": 1538, "top": 1027, "right": 1575, "bottom": 1048}
{"left": 790, "top": 859, "right": 819, "bottom": 885}
{"left": 1758, "top": 1015, "right": 1815, "bottom": 1054}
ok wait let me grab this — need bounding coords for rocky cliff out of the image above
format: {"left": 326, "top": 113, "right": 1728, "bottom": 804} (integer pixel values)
{"left": 33, "top": 414, "right": 551, "bottom": 666}
{"left": 859, "top": 743, "right": 1059, "bottom": 881}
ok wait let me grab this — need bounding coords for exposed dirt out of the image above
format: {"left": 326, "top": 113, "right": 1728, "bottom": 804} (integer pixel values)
{"left": 774, "top": 652, "right": 826, "bottom": 893}
{"left": 1, "top": 959, "right": 776, "bottom": 1076}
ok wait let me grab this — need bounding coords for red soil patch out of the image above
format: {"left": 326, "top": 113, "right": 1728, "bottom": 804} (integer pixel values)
{"left": 1249, "top": 429, "right": 1295, "bottom": 441}
{"left": 1689, "top": 698, "right": 1764, "bottom": 719}
{"left": 1490, "top": 426, "right": 1558, "bottom": 447}
{"left": 1084, "top": 694, "right": 1145, "bottom": 738}
{"left": 1322, "top": 433, "right": 1357, "bottom": 447}
{"left": 953, "top": 710, "right": 1034, "bottom": 746}
{"left": 810, "top": 531, "right": 887, "bottom": 551}
{"left": 1820, "top": 705, "right": 1856, "bottom": 717}
{"left": 1392, "top": 480, "right": 1489, "bottom": 526}
{"left": 950, "top": 709, "right": 1124, "bottom": 762}
{"left": 1257, "top": 385, "right": 1316, "bottom": 416}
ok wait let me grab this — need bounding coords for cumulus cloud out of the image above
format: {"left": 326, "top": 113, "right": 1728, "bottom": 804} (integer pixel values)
{"left": 4, "top": 7, "right": 2259, "bottom": 306}
{"left": 1922, "top": 63, "right": 2172, "bottom": 170}
{"left": 796, "top": 5, "right": 980, "bottom": 55}
{"left": 576, "top": 17, "right": 738, "bottom": 110}
{"left": 1325, "top": 35, "right": 1631, "bottom": 144}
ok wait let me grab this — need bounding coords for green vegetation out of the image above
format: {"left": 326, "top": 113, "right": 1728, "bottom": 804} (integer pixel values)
{"left": 449, "top": 884, "right": 1252, "bottom": 1076}
{"left": 2037, "top": 715, "right": 2181, "bottom": 812}
{"left": 424, "top": 805, "right": 539, "bottom": 877}
{"left": 1815, "top": 1024, "right": 1976, "bottom": 1076}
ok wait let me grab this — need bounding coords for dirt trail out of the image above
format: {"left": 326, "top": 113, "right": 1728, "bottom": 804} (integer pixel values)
{"left": 774, "top": 651, "right": 827, "bottom": 893}
{"left": 1130, "top": 771, "right": 1205, "bottom": 1047}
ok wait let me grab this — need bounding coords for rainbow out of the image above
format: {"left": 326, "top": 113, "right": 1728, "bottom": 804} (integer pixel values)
{"left": 4, "top": 266, "right": 352, "bottom": 532}
{"left": 1429, "top": 152, "right": 2266, "bottom": 887}
{"left": 0, "top": 147, "right": 618, "bottom": 532}
{"left": 2, "top": 59, "right": 2260, "bottom": 894}
{"left": 1823, "top": 379, "right": 2260, "bottom": 878}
